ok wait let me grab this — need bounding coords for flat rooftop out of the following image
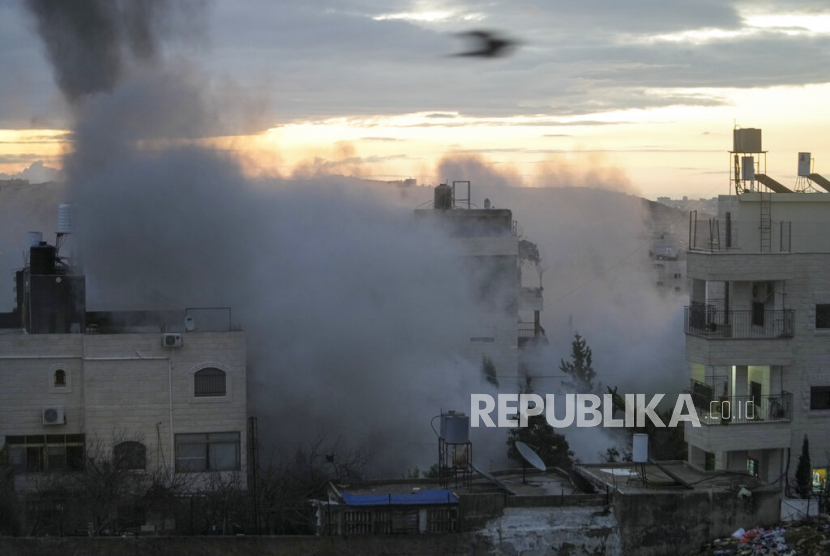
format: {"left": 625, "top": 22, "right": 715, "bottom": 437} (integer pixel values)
{"left": 337, "top": 468, "right": 575, "bottom": 499}
{"left": 576, "top": 461, "right": 773, "bottom": 495}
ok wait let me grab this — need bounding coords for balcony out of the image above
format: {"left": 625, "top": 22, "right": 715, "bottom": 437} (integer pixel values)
{"left": 685, "top": 305, "right": 794, "bottom": 340}
{"left": 518, "top": 322, "right": 547, "bottom": 347}
{"left": 685, "top": 391, "right": 794, "bottom": 453}
{"left": 692, "top": 392, "right": 793, "bottom": 426}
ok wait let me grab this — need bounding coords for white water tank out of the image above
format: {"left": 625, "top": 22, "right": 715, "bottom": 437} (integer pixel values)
{"left": 441, "top": 412, "right": 470, "bottom": 444}
{"left": 28, "top": 231, "right": 43, "bottom": 247}
{"left": 741, "top": 156, "right": 755, "bottom": 181}
{"left": 798, "top": 152, "right": 811, "bottom": 177}
{"left": 633, "top": 434, "right": 649, "bottom": 463}
{"left": 57, "top": 204, "right": 72, "bottom": 233}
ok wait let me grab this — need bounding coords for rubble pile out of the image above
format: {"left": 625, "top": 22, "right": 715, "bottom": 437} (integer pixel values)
{"left": 689, "top": 516, "right": 830, "bottom": 556}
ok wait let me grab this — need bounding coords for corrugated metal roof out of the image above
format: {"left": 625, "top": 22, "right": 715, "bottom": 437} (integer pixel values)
{"left": 341, "top": 489, "right": 458, "bottom": 506}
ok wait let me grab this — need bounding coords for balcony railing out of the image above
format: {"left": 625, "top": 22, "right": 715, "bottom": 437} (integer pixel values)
{"left": 685, "top": 305, "right": 794, "bottom": 339}
{"left": 695, "top": 392, "right": 793, "bottom": 425}
{"left": 518, "top": 322, "right": 546, "bottom": 346}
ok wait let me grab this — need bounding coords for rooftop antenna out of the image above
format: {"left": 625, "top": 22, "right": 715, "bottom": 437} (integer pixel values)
{"left": 515, "top": 441, "right": 546, "bottom": 484}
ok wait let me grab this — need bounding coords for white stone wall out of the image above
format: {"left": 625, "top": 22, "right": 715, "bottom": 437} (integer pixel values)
{"left": 0, "top": 331, "right": 247, "bottom": 487}
{"left": 687, "top": 196, "right": 830, "bottom": 479}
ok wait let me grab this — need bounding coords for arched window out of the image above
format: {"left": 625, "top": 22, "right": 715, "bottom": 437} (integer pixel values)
{"left": 53, "top": 369, "right": 66, "bottom": 388}
{"left": 114, "top": 441, "right": 146, "bottom": 470}
{"left": 194, "top": 368, "right": 226, "bottom": 397}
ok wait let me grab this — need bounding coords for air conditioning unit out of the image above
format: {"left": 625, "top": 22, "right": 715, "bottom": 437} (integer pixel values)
{"left": 162, "top": 333, "right": 183, "bottom": 348}
{"left": 42, "top": 406, "right": 65, "bottom": 426}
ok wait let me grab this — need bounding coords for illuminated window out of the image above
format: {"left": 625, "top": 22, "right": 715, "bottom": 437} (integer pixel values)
{"left": 747, "top": 457, "right": 759, "bottom": 477}
{"left": 813, "top": 468, "right": 827, "bottom": 491}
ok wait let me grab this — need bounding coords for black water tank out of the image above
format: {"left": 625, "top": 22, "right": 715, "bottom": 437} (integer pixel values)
{"left": 30, "top": 242, "right": 57, "bottom": 275}
{"left": 434, "top": 183, "right": 453, "bottom": 209}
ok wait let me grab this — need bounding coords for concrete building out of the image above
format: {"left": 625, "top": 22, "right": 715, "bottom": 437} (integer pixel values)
{"left": 0, "top": 230, "right": 248, "bottom": 492}
{"left": 415, "top": 182, "right": 545, "bottom": 379}
{"left": 684, "top": 187, "right": 830, "bottom": 488}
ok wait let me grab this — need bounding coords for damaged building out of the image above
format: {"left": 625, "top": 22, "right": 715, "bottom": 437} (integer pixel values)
{"left": 415, "top": 182, "right": 546, "bottom": 380}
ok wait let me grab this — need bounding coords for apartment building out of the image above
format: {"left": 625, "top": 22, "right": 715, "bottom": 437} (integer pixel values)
{"left": 0, "top": 230, "right": 248, "bottom": 491}
{"left": 415, "top": 182, "right": 545, "bottom": 379}
{"left": 684, "top": 135, "right": 830, "bottom": 487}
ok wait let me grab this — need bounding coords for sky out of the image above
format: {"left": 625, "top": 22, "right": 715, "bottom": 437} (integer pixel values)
{"left": 2, "top": 0, "right": 830, "bottom": 199}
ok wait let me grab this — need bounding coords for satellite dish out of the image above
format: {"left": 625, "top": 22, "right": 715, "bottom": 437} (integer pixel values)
{"left": 184, "top": 315, "right": 196, "bottom": 332}
{"left": 515, "top": 441, "right": 546, "bottom": 472}
{"left": 484, "top": 198, "right": 491, "bottom": 209}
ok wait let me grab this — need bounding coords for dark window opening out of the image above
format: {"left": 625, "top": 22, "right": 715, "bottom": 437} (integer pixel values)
{"left": 175, "top": 432, "right": 239, "bottom": 472}
{"left": 817, "top": 304, "right": 830, "bottom": 329}
{"left": 5, "top": 434, "right": 85, "bottom": 474}
{"left": 810, "top": 386, "right": 830, "bottom": 410}
{"left": 194, "top": 368, "right": 226, "bottom": 397}
{"left": 752, "top": 302, "right": 765, "bottom": 327}
{"left": 114, "top": 441, "right": 147, "bottom": 470}
{"left": 53, "top": 369, "right": 66, "bottom": 388}
{"left": 705, "top": 452, "right": 716, "bottom": 471}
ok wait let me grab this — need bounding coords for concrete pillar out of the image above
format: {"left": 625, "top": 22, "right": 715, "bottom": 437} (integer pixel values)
{"left": 734, "top": 365, "right": 748, "bottom": 397}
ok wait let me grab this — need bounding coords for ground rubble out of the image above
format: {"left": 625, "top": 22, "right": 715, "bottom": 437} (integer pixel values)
{"left": 688, "top": 515, "right": 830, "bottom": 556}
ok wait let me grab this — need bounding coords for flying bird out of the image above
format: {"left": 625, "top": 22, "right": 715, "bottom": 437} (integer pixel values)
{"left": 451, "top": 30, "right": 518, "bottom": 58}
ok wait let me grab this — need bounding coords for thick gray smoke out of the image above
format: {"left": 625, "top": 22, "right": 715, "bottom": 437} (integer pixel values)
{"left": 24, "top": 0, "right": 201, "bottom": 103}
{"left": 434, "top": 156, "right": 688, "bottom": 460}
{"left": 21, "top": 1, "right": 688, "bottom": 472}
{"left": 23, "top": 1, "right": 506, "bottom": 474}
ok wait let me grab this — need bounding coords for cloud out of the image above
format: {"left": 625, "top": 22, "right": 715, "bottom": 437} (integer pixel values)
{"left": 359, "top": 136, "right": 404, "bottom": 142}
{"left": 0, "top": 160, "right": 62, "bottom": 183}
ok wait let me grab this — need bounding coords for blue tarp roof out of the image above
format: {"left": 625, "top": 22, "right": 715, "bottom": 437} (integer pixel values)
{"left": 341, "top": 489, "right": 458, "bottom": 506}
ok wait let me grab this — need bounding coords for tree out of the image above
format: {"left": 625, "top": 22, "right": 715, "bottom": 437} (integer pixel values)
{"left": 795, "top": 435, "right": 812, "bottom": 499}
{"left": 559, "top": 333, "right": 596, "bottom": 393}
{"left": 481, "top": 355, "right": 499, "bottom": 387}
{"left": 506, "top": 380, "right": 573, "bottom": 470}
{"left": 506, "top": 414, "right": 574, "bottom": 471}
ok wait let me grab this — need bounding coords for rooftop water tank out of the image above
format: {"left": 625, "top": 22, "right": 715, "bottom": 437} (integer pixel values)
{"left": 434, "top": 183, "right": 453, "bottom": 210}
{"left": 798, "top": 152, "right": 811, "bottom": 177}
{"left": 441, "top": 412, "right": 470, "bottom": 444}
{"left": 30, "top": 242, "right": 57, "bottom": 275}
{"left": 57, "top": 204, "right": 73, "bottom": 234}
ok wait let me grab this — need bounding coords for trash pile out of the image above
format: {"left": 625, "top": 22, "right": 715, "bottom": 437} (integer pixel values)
{"left": 689, "top": 516, "right": 830, "bottom": 556}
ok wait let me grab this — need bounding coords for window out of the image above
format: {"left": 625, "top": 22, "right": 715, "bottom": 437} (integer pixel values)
{"left": 194, "top": 368, "right": 226, "bottom": 397}
{"left": 53, "top": 369, "right": 66, "bottom": 388}
{"left": 747, "top": 457, "right": 759, "bottom": 477}
{"left": 752, "top": 302, "right": 765, "bottom": 327}
{"left": 673, "top": 273, "right": 682, "bottom": 279}
{"left": 5, "top": 434, "right": 85, "bottom": 474}
{"left": 114, "top": 441, "right": 146, "bottom": 470}
{"left": 175, "top": 432, "right": 239, "bottom": 472}
{"left": 810, "top": 386, "right": 830, "bottom": 410}
{"left": 705, "top": 452, "right": 716, "bottom": 471}
{"left": 817, "top": 304, "right": 830, "bottom": 329}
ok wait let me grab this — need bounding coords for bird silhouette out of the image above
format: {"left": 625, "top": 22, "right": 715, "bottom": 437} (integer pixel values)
{"left": 451, "top": 30, "right": 518, "bottom": 58}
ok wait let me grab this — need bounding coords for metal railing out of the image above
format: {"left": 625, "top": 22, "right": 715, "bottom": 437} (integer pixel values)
{"left": 695, "top": 392, "right": 793, "bottom": 425}
{"left": 687, "top": 377, "right": 729, "bottom": 409}
{"left": 685, "top": 305, "right": 794, "bottom": 339}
